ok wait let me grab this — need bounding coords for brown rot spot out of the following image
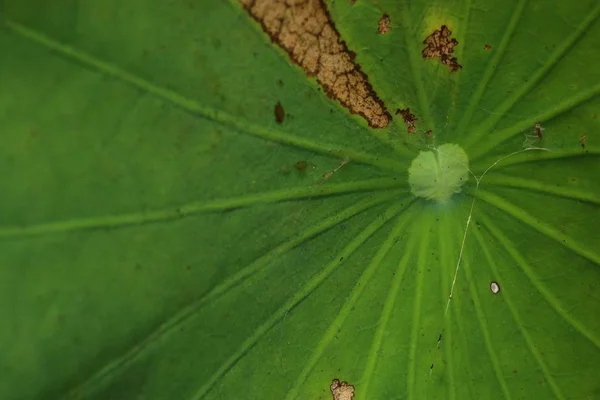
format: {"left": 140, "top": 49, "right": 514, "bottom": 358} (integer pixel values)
{"left": 330, "top": 378, "right": 355, "bottom": 400}
{"left": 422, "top": 25, "right": 462, "bottom": 72}
{"left": 274, "top": 101, "right": 285, "bottom": 124}
{"left": 295, "top": 160, "right": 308, "bottom": 171}
{"left": 396, "top": 108, "right": 418, "bottom": 134}
{"left": 484, "top": 44, "right": 492, "bottom": 51}
{"left": 534, "top": 122, "right": 544, "bottom": 139}
{"left": 240, "top": 0, "right": 391, "bottom": 128}
{"left": 378, "top": 14, "right": 391, "bottom": 35}
{"left": 425, "top": 129, "right": 432, "bottom": 137}
{"left": 579, "top": 133, "right": 587, "bottom": 149}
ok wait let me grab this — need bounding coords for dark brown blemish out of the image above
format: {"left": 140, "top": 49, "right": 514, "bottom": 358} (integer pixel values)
{"left": 484, "top": 44, "right": 492, "bottom": 51}
{"left": 274, "top": 101, "right": 285, "bottom": 124}
{"left": 396, "top": 108, "right": 418, "bottom": 134}
{"left": 425, "top": 129, "right": 432, "bottom": 137}
{"left": 579, "top": 133, "right": 587, "bottom": 149}
{"left": 534, "top": 122, "right": 543, "bottom": 139}
{"left": 295, "top": 160, "right": 308, "bottom": 171}
{"left": 240, "top": 0, "right": 392, "bottom": 128}
{"left": 330, "top": 378, "right": 355, "bottom": 400}
{"left": 422, "top": 25, "right": 462, "bottom": 72}
{"left": 378, "top": 14, "right": 391, "bottom": 35}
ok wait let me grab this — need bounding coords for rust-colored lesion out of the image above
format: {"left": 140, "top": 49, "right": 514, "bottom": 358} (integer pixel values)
{"left": 579, "top": 133, "right": 587, "bottom": 149}
{"left": 534, "top": 121, "right": 544, "bottom": 139}
{"left": 422, "top": 25, "right": 462, "bottom": 72}
{"left": 274, "top": 101, "right": 285, "bottom": 123}
{"left": 396, "top": 108, "right": 418, "bottom": 134}
{"left": 330, "top": 378, "right": 355, "bottom": 400}
{"left": 378, "top": 14, "right": 391, "bottom": 35}
{"left": 240, "top": 0, "right": 392, "bottom": 128}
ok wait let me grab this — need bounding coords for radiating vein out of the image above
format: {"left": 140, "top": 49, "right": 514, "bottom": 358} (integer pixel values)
{"left": 60, "top": 193, "right": 397, "bottom": 400}
{"left": 475, "top": 195, "right": 600, "bottom": 350}
{"left": 4, "top": 20, "right": 405, "bottom": 174}
{"left": 464, "top": 3, "right": 600, "bottom": 152}
{"left": 191, "top": 202, "right": 403, "bottom": 400}
{"left": 463, "top": 255, "right": 513, "bottom": 400}
{"left": 446, "top": 0, "right": 472, "bottom": 128}
{"left": 407, "top": 212, "right": 433, "bottom": 400}
{"left": 361, "top": 216, "right": 419, "bottom": 398}
{"left": 477, "top": 189, "right": 600, "bottom": 270}
{"left": 483, "top": 175, "right": 600, "bottom": 205}
{"left": 0, "top": 179, "right": 402, "bottom": 240}
{"left": 455, "top": 0, "right": 526, "bottom": 138}
{"left": 470, "top": 81, "right": 600, "bottom": 161}
{"left": 472, "top": 219, "right": 566, "bottom": 400}
{"left": 284, "top": 201, "right": 414, "bottom": 400}
{"left": 472, "top": 148, "right": 600, "bottom": 171}
{"left": 400, "top": 1, "right": 434, "bottom": 132}
{"left": 437, "top": 213, "right": 457, "bottom": 400}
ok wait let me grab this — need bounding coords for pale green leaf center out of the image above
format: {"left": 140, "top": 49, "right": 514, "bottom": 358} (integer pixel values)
{"left": 408, "top": 143, "right": 469, "bottom": 202}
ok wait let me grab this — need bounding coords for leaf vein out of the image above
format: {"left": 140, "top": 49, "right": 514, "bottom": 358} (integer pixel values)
{"left": 191, "top": 202, "right": 403, "bottom": 400}
{"left": 4, "top": 20, "right": 404, "bottom": 174}
{"left": 60, "top": 194, "right": 398, "bottom": 400}
{"left": 0, "top": 179, "right": 403, "bottom": 240}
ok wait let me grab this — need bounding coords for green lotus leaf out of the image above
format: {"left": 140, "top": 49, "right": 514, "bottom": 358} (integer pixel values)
{"left": 1, "top": 0, "right": 599, "bottom": 399}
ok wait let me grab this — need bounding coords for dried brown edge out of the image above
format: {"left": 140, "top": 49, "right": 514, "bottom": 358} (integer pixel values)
{"left": 240, "top": 0, "right": 392, "bottom": 128}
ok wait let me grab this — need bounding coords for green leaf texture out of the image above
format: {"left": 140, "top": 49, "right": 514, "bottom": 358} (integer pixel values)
{"left": 1, "top": 0, "right": 599, "bottom": 399}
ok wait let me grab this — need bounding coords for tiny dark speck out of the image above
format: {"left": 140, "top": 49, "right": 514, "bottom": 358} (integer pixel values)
{"left": 274, "top": 102, "right": 285, "bottom": 124}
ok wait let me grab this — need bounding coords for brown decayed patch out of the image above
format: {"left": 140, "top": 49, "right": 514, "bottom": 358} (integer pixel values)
{"left": 422, "top": 25, "right": 462, "bottom": 72}
{"left": 534, "top": 121, "right": 543, "bottom": 139}
{"left": 330, "top": 379, "right": 355, "bottom": 400}
{"left": 484, "top": 44, "right": 492, "bottom": 51}
{"left": 240, "top": 0, "right": 391, "bottom": 128}
{"left": 274, "top": 101, "right": 285, "bottom": 123}
{"left": 579, "top": 133, "right": 587, "bottom": 149}
{"left": 295, "top": 160, "right": 308, "bottom": 171}
{"left": 396, "top": 108, "right": 418, "bottom": 134}
{"left": 378, "top": 14, "right": 391, "bottom": 34}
